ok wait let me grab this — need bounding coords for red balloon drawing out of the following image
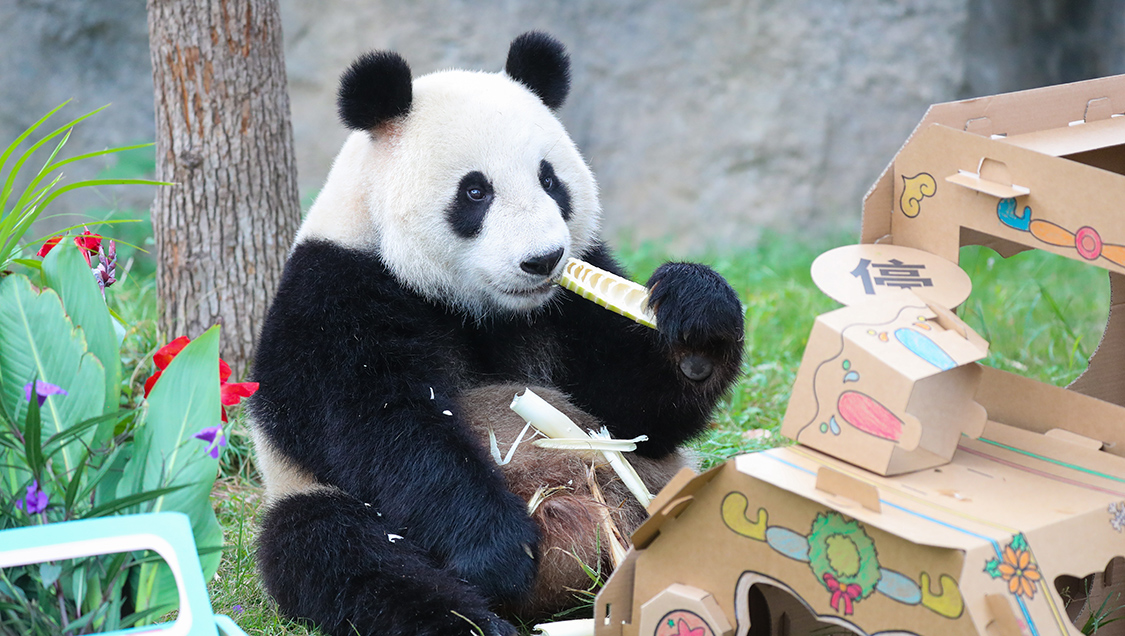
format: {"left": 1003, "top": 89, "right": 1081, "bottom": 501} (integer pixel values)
{"left": 836, "top": 391, "right": 904, "bottom": 441}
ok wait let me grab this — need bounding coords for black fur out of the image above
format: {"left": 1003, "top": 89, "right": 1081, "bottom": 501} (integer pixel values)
{"left": 505, "top": 32, "right": 570, "bottom": 110}
{"left": 338, "top": 51, "right": 413, "bottom": 130}
{"left": 446, "top": 171, "right": 495, "bottom": 238}
{"left": 250, "top": 239, "right": 743, "bottom": 634}
{"left": 538, "top": 160, "right": 572, "bottom": 220}
{"left": 258, "top": 490, "right": 517, "bottom": 636}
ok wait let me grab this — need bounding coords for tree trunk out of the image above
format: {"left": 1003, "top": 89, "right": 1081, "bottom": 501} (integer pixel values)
{"left": 147, "top": 0, "right": 300, "bottom": 376}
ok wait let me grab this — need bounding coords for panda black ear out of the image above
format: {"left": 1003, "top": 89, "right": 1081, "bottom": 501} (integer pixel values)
{"left": 338, "top": 51, "right": 413, "bottom": 130}
{"left": 505, "top": 32, "right": 570, "bottom": 110}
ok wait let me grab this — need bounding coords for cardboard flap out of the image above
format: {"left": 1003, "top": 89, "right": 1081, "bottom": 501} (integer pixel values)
{"left": 977, "top": 366, "right": 1125, "bottom": 457}
{"left": 632, "top": 464, "right": 724, "bottom": 549}
{"left": 914, "top": 74, "right": 1125, "bottom": 139}
{"left": 945, "top": 170, "right": 1030, "bottom": 199}
{"left": 595, "top": 547, "right": 639, "bottom": 635}
{"left": 814, "top": 466, "right": 881, "bottom": 512}
{"left": 1000, "top": 115, "right": 1125, "bottom": 158}
{"left": 646, "top": 467, "right": 698, "bottom": 516}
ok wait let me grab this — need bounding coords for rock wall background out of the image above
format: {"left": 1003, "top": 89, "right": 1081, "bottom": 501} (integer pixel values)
{"left": 3, "top": 0, "right": 1124, "bottom": 250}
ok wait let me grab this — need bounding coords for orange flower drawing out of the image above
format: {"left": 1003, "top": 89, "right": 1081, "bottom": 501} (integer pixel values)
{"left": 997, "top": 544, "right": 1040, "bottom": 599}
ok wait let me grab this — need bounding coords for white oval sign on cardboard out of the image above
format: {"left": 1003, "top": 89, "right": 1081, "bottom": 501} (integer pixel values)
{"left": 810, "top": 244, "right": 972, "bottom": 308}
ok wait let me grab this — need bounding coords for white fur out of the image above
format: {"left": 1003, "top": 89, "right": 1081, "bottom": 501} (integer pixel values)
{"left": 297, "top": 69, "right": 602, "bottom": 317}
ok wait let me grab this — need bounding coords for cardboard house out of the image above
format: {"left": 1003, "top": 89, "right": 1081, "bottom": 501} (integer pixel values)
{"left": 594, "top": 75, "right": 1125, "bottom": 636}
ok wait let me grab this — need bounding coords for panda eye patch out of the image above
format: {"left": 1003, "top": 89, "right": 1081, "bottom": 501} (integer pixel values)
{"left": 539, "top": 160, "right": 572, "bottom": 221}
{"left": 538, "top": 161, "right": 557, "bottom": 191}
{"left": 447, "top": 171, "right": 494, "bottom": 238}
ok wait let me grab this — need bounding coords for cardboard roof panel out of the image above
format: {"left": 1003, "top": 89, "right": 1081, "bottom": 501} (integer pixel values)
{"left": 999, "top": 116, "right": 1125, "bottom": 159}
{"left": 913, "top": 74, "right": 1125, "bottom": 139}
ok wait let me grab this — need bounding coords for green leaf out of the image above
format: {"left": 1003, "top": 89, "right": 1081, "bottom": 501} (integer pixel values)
{"left": 1010, "top": 533, "right": 1028, "bottom": 552}
{"left": 22, "top": 377, "right": 43, "bottom": 479}
{"left": 42, "top": 237, "right": 121, "bottom": 417}
{"left": 0, "top": 448, "right": 31, "bottom": 513}
{"left": 0, "top": 275, "right": 103, "bottom": 480}
{"left": 80, "top": 484, "right": 188, "bottom": 519}
{"left": 63, "top": 456, "right": 86, "bottom": 510}
{"left": 38, "top": 563, "right": 62, "bottom": 589}
{"left": 125, "top": 326, "right": 224, "bottom": 614}
{"left": 984, "top": 557, "right": 1002, "bottom": 578}
{"left": 11, "top": 258, "right": 40, "bottom": 270}
{"left": 117, "top": 605, "right": 170, "bottom": 630}
{"left": 89, "top": 443, "right": 130, "bottom": 509}
{"left": 42, "top": 409, "right": 129, "bottom": 459}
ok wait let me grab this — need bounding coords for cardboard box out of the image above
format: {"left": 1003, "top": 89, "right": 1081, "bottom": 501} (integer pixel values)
{"left": 597, "top": 426, "right": 1124, "bottom": 636}
{"left": 862, "top": 73, "right": 1125, "bottom": 426}
{"left": 594, "top": 74, "right": 1125, "bottom": 636}
{"left": 782, "top": 245, "right": 989, "bottom": 475}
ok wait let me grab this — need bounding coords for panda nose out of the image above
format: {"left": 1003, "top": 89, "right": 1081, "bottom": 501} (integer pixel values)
{"left": 520, "top": 247, "right": 565, "bottom": 277}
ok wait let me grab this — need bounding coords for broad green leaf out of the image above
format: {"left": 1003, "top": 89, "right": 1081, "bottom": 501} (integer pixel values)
{"left": 38, "top": 563, "right": 61, "bottom": 588}
{"left": 42, "top": 239, "right": 121, "bottom": 417}
{"left": 22, "top": 377, "right": 43, "bottom": 479}
{"left": 0, "top": 274, "right": 103, "bottom": 480}
{"left": 123, "top": 326, "right": 223, "bottom": 613}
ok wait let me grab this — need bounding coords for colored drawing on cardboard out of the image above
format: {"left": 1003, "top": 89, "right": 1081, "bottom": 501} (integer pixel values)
{"left": 984, "top": 534, "right": 1042, "bottom": 600}
{"left": 1111, "top": 501, "right": 1125, "bottom": 532}
{"left": 996, "top": 198, "right": 1125, "bottom": 267}
{"left": 796, "top": 303, "right": 971, "bottom": 445}
{"left": 893, "top": 328, "right": 956, "bottom": 370}
{"left": 808, "top": 512, "right": 880, "bottom": 615}
{"left": 810, "top": 244, "right": 972, "bottom": 308}
{"left": 836, "top": 391, "right": 905, "bottom": 441}
{"left": 652, "top": 610, "right": 713, "bottom": 636}
{"left": 719, "top": 493, "right": 963, "bottom": 619}
{"left": 900, "top": 173, "right": 936, "bottom": 218}
{"left": 732, "top": 571, "right": 923, "bottom": 636}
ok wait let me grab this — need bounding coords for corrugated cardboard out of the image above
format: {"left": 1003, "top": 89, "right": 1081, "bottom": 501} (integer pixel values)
{"left": 597, "top": 429, "right": 1123, "bottom": 636}
{"left": 595, "top": 74, "right": 1125, "bottom": 636}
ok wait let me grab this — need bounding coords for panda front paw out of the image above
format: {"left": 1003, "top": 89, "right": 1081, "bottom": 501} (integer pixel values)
{"left": 645, "top": 262, "right": 744, "bottom": 379}
{"left": 452, "top": 512, "right": 540, "bottom": 607}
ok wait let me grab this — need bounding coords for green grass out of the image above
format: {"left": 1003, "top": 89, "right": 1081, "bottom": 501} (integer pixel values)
{"left": 143, "top": 235, "right": 1112, "bottom": 634}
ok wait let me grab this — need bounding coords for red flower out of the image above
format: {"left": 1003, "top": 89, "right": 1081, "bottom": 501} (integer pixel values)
{"left": 36, "top": 236, "right": 62, "bottom": 257}
{"left": 144, "top": 336, "right": 258, "bottom": 421}
{"left": 36, "top": 229, "right": 102, "bottom": 266}
{"left": 74, "top": 229, "right": 102, "bottom": 267}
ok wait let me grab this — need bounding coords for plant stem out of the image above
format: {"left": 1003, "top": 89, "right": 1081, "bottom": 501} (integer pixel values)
{"left": 54, "top": 579, "right": 69, "bottom": 631}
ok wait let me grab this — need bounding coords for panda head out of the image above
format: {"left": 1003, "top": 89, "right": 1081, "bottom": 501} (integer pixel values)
{"left": 298, "top": 32, "right": 601, "bottom": 318}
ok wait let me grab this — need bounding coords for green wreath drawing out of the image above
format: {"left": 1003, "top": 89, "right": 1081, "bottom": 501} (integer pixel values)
{"left": 807, "top": 512, "right": 882, "bottom": 614}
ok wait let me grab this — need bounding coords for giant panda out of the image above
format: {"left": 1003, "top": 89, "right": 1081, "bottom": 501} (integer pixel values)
{"left": 248, "top": 32, "right": 745, "bottom": 636}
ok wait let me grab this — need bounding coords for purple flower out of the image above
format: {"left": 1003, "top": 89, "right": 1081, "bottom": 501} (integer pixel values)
{"left": 93, "top": 240, "right": 117, "bottom": 295}
{"left": 231, "top": 604, "right": 244, "bottom": 616}
{"left": 23, "top": 380, "right": 67, "bottom": 406}
{"left": 193, "top": 425, "right": 227, "bottom": 459}
{"left": 14, "top": 480, "right": 48, "bottom": 515}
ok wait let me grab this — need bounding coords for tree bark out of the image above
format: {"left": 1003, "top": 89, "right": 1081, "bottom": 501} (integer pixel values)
{"left": 147, "top": 0, "right": 300, "bottom": 376}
